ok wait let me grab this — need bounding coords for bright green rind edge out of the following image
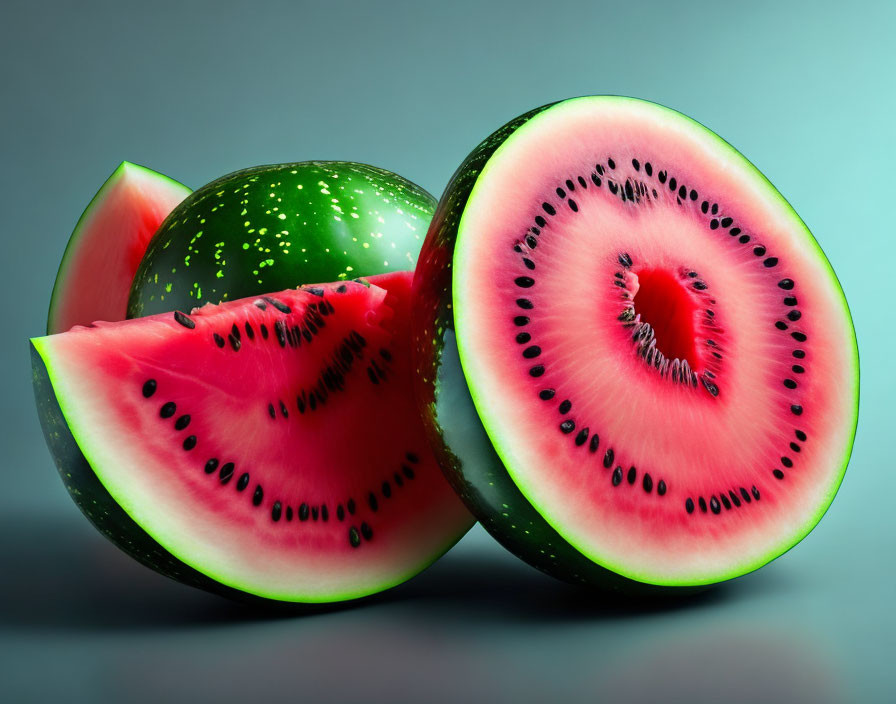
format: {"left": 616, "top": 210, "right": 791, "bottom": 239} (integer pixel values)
{"left": 31, "top": 335, "right": 467, "bottom": 604}
{"left": 453, "top": 95, "right": 860, "bottom": 587}
{"left": 46, "top": 161, "right": 191, "bottom": 335}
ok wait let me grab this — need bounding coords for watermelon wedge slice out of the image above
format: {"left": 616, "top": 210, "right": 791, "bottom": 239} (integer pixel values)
{"left": 32, "top": 272, "right": 472, "bottom": 602}
{"left": 47, "top": 161, "right": 189, "bottom": 334}
{"left": 414, "top": 96, "right": 859, "bottom": 589}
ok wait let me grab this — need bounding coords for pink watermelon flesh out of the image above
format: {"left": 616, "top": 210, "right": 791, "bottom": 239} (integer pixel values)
{"left": 32, "top": 271, "right": 472, "bottom": 602}
{"left": 47, "top": 161, "right": 189, "bottom": 334}
{"left": 453, "top": 97, "right": 858, "bottom": 586}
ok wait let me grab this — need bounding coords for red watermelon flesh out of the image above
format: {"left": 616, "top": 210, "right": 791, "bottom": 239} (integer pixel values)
{"left": 32, "top": 271, "right": 472, "bottom": 602}
{"left": 47, "top": 161, "right": 189, "bottom": 334}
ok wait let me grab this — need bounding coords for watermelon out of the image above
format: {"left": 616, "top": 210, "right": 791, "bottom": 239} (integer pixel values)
{"left": 413, "top": 96, "right": 859, "bottom": 589}
{"left": 32, "top": 272, "right": 473, "bottom": 602}
{"left": 47, "top": 161, "right": 189, "bottom": 334}
{"left": 128, "top": 161, "right": 435, "bottom": 317}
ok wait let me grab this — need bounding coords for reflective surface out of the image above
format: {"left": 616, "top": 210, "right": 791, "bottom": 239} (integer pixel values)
{"left": 2, "top": 1, "right": 893, "bottom": 701}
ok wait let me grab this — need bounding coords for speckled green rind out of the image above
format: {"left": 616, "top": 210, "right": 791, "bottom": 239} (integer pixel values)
{"left": 128, "top": 161, "right": 435, "bottom": 317}
{"left": 412, "top": 104, "right": 673, "bottom": 594}
{"left": 413, "top": 96, "right": 858, "bottom": 593}
{"left": 30, "top": 341, "right": 265, "bottom": 605}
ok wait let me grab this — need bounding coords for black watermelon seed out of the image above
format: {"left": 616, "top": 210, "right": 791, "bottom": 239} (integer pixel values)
{"left": 402, "top": 464, "right": 415, "bottom": 479}
{"left": 690, "top": 189, "right": 698, "bottom": 201}
{"left": 522, "top": 257, "right": 535, "bottom": 270}
{"left": 568, "top": 199, "right": 578, "bottom": 212}
{"left": 516, "top": 298, "right": 533, "bottom": 309}
{"left": 311, "top": 506, "right": 319, "bottom": 521}
{"left": 781, "top": 457, "right": 794, "bottom": 468}
{"left": 609, "top": 181, "right": 619, "bottom": 195}
{"left": 701, "top": 375, "right": 719, "bottom": 397}
{"left": 394, "top": 471, "right": 403, "bottom": 487}
{"left": 260, "top": 324, "right": 268, "bottom": 339}
{"left": 559, "top": 419, "right": 575, "bottom": 434}
{"left": 535, "top": 215, "right": 546, "bottom": 228}
{"left": 752, "top": 486, "right": 761, "bottom": 500}
{"left": 360, "top": 522, "right": 373, "bottom": 541}
{"left": 252, "top": 485, "right": 263, "bottom": 506}
{"left": 686, "top": 498, "right": 695, "bottom": 513}
{"left": 514, "top": 316, "right": 530, "bottom": 326}
{"left": 721, "top": 217, "right": 733, "bottom": 227}
{"left": 773, "top": 469, "right": 785, "bottom": 480}
{"left": 382, "top": 481, "right": 392, "bottom": 498}
{"left": 268, "top": 403, "right": 276, "bottom": 419}
{"left": 753, "top": 245, "right": 766, "bottom": 256}
{"left": 710, "top": 219, "right": 719, "bottom": 230}
{"left": 526, "top": 235, "right": 538, "bottom": 248}
{"left": 591, "top": 172, "right": 602, "bottom": 187}
{"left": 699, "top": 497, "right": 708, "bottom": 513}
{"left": 792, "top": 365, "right": 805, "bottom": 374}
{"left": 297, "top": 396, "right": 305, "bottom": 413}
{"left": 778, "top": 278, "right": 794, "bottom": 290}
{"left": 558, "top": 399, "right": 571, "bottom": 414}
{"left": 516, "top": 332, "right": 531, "bottom": 344}
{"left": 787, "top": 310, "right": 802, "bottom": 321}
{"left": 625, "top": 182, "right": 635, "bottom": 200}
{"left": 790, "top": 442, "right": 801, "bottom": 453}
{"left": 298, "top": 503, "right": 309, "bottom": 521}
{"left": 711, "top": 204, "right": 718, "bottom": 214}
{"left": 160, "top": 402, "right": 176, "bottom": 418}
{"left": 612, "top": 466, "right": 623, "bottom": 486}
{"left": 627, "top": 466, "right": 637, "bottom": 485}
{"left": 142, "top": 379, "right": 157, "bottom": 398}
{"left": 678, "top": 185, "right": 687, "bottom": 199}
{"left": 578, "top": 175, "right": 587, "bottom": 188}
{"left": 368, "top": 492, "right": 379, "bottom": 512}
{"left": 645, "top": 162, "right": 653, "bottom": 176}
{"left": 279, "top": 400, "right": 288, "bottom": 418}
{"left": 566, "top": 179, "right": 575, "bottom": 191}
{"left": 791, "top": 404, "right": 803, "bottom": 415}
{"left": 796, "top": 429, "right": 807, "bottom": 441}
{"left": 783, "top": 378, "right": 798, "bottom": 389}
{"left": 643, "top": 473, "right": 653, "bottom": 492}
{"left": 792, "top": 331, "right": 807, "bottom": 342}
{"left": 763, "top": 257, "right": 779, "bottom": 268}
{"left": 720, "top": 494, "right": 731, "bottom": 510}
{"left": 222, "top": 463, "right": 237, "bottom": 485}
{"left": 701, "top": 201, "right": 709, "bottom": 213}
{"left": 253, "top": 299, "right": 267, "bottom": 310}
{"left": 657, "top": 480, "right": 667, "bottom": 496}
{"left": 729, "top": 490, "right": 741, "bottom": 507}
{"left": 784, "top": 296, "right": 798, "bottom": 306}
{"left": 619, "top": 252, "right": 633, "bottom": 268}
{"left": 539, "top": 388, "right": 555, "bottom": 400}
{"left": 286, "top": 506, "right": 293, "bottom": 521}
{"left": 542, "top": 202, "right": 556, "bottom": 216}
{"left": 182, "top": 435, "right": 197, "bottom": 451}
{"left": 632, "top": 158, "right": 640, "bottom": 170}
{"left": 349, "top": 527, "right": 361, "bottom": 548}
{"left": 522, "top": 345, "right": 541, "bottom": 359}
{"left": 336, "top": 504, "right": 345, "bottom": 521}
{"left": 263, "top": 296, "right": 291, "bottom": 314}
{"left": 607, "top": 158, "right": 616, "bottom": 169}
{"left": 603, "top": 448, "right": 614, "bottom": 468}
{"left": 346, "top": 499, "right": 356, "bottom": 515}
{"left": 710, "top": 496, "right": 721, "bottom": 514}
{"left": 406, "top": 452, "right": 420, "bottom": 463}
{"left": 230, "top": 323, "right": 240, "bottom": 341}
{"left": 272, "top": 502, "right": 282, "bottom": 521}
{"left": 336, "top": 284, "right": 347, "bottom": 293}
{"left": 776, "top": 321, "right": 788, "bottom": 330}
{"left": 204, "top": 458, "right": 219, "bottom": 474}
{"left": 529, "top": 365, "right": 545, "bottom": 377}
{"left": 740, "top": 487, "right": 751, "bottom": 503}
{"left": 729, "top": 227, "right": 741, "bottom": 236}
{"left": 669, "top": 177, "right": 677, "bottom": 191}
{"left": 274, "top": 321, "right": 286, "bottom": 347}
{"left": 693, "top": 281, "right": 707, "bottom": 290}
{"left": 321, "top": 505, "right": 329, "bottom": 522}
{"left": 173, "top": 310, "right": 195, "bottom": 329}
{"left": 245, "top": 322, "right": 254, "bottom": 340}
{"left": 556, "top": 187, "right": 566, "bottom": 198}
{"left": 515, "top": 276, "right": 534, "bottom": 288}
{"left": 659, "top": 170, "right": 667, "bottom": 183}
{"left": 305, "top": 287, "right": 324, "bottom": 298}
{"left": 575, "top": 428, "right": 589, "bottom": 446}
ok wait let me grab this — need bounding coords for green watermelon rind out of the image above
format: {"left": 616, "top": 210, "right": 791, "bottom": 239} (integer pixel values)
{"left": 46, "top": 161, "right": 190, "bottom": 334}
{"left": 451, "top": 96, "right": 859, "bottom": 587}
{"left": 31, "top": 335, "right": 468, "bottom": 605}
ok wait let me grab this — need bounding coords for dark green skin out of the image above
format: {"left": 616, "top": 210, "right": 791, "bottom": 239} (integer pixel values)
{"left": 411, "top": 105, "right": 694, "bottom": 595}
{"left": 128, "top": 161, "right": 435, "bottom": 317}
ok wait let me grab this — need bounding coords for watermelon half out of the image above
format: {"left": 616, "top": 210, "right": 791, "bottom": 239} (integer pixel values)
{"left": 32, "top": 272, "right": 473, "bottom": 602}
{"left": 413, "top": 96, "right": 858, "bottom": 589}
{"left": 47, "top": 161, "right": 190, "bottom": 334}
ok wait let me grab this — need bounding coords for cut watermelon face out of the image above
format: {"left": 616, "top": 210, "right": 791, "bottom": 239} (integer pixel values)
{"left": 32, "top": 272, "right": 472, "bottom": 602}
{"left": 414, "top": 97, "right": 858, "bottom": 588}
{"left": 47, "top": 161, "right": 190, "bottom": 334}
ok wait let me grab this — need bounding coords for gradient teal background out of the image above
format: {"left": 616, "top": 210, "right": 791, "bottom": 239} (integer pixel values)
{"left": 2, "top": 1, "right": 893, "bottom": 701}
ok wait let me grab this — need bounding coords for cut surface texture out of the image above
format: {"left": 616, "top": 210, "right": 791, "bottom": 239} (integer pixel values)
{"left": 48, "top": 162, "right": 189, "bottom": 333}
{"left": 420, "top": 96, "right": 858, "bottom": 588}
{"left": 33, "top": 272, "right": 472, "bottom": 602}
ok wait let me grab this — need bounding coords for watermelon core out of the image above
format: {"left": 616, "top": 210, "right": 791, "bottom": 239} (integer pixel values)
{"left": 414, "top": 96, "right": 859, "bottom": 588}
{"left": 32, "top": 272, "right": 472, "bottom": 602}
